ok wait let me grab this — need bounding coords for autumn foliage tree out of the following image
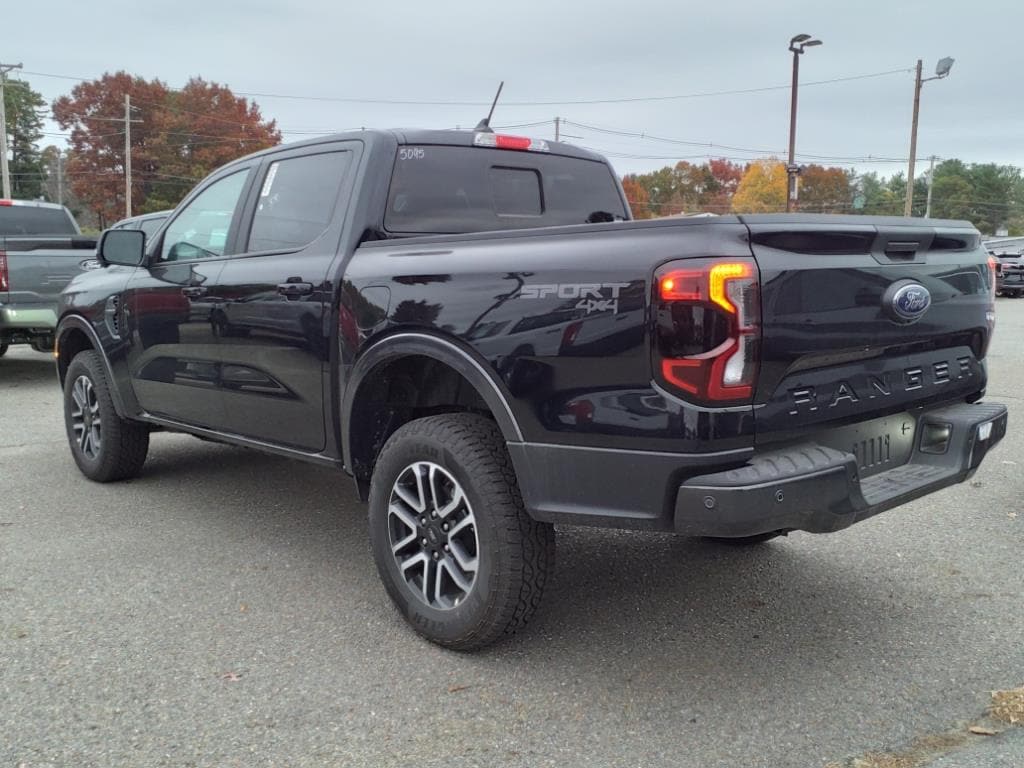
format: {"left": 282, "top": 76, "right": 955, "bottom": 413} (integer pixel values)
{"left": 731, "top": 159, "right": 787, "bottom": 213}
{"left": 621, "top": 176, "right": 652, "bottom": 218}
{"left": 798, "top": 165, "right": 853, "bottom": 213}
{"left": 52, "top": 72, "right": 281, "bottom": 226}
{"left": 624, "top": 159, "right": 745, "bottom": 217}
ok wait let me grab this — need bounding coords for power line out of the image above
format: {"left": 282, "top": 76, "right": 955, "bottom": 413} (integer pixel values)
{"left": 20, "top": 66, "right": 911, "bottom": 107}
{"left": 563, "top": 120, "right": 911, "bottom": 163}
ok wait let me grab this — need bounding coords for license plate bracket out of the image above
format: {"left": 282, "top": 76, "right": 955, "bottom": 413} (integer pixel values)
{"left": 810, "top": 412, "right": 916, "bottom": 478}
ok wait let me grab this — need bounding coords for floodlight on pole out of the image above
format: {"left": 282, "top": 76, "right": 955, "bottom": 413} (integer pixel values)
{"left": 904, "top": 56, "right": 954, "bottom": 216}
{"left": 786, "top": 35, "right": 822, "bottom": 212}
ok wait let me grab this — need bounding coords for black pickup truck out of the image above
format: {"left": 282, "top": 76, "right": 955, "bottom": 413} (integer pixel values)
{"left": 56, "top": 129, "right": 1007, "bottom": 649}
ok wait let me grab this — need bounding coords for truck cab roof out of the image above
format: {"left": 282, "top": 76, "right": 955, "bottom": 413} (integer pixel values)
{"left": 218, "top": 128, "right": 609, "bottom": 172}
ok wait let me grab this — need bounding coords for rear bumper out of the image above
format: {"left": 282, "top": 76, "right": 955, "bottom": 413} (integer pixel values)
{"left": 0, "top": 305, "right": 58, "bottom": 330}
{"left": 674, "top": 401, "right": 1007, "bottom": 537}
{"left": 510, "top": 401, "right": 1007, "bottom": 535}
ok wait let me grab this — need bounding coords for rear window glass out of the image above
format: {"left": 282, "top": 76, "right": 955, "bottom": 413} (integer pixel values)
{"left": 489, "top": 167, "right": 542, "bottom": 216}
{"left": 0, "top": 205, "right": 76, "bottom": 236}
{"left": 385, "top": 146, "right": 626, "bottom": 234}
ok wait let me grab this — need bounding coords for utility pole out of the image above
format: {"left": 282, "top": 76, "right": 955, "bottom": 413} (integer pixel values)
{"left": 924, "top": 154, "right": 937, "bottom": 218}
{"left": 56, "top": 152, "right": 63, "bottom": 206}
{"left": 124, "top": 94, "right": 132, "bottom": 218}
{"left": 554, "top": 116, "right": 560, "bottom": 142}
{"left": 904, "top": 56, "right": 954, "bottom": 216}
{"left": 79, "top": 102, "right": 141, "bottom": 215}
{"left": 0, "top": 61, "right": 25, "bottom": 200}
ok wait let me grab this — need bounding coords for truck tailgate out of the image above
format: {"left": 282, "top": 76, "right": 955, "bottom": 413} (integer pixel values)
{"left": 0, "top": 237, "right": 99, "bottom": 307}
{"left": 742, "top": 216, "right": 993, "bottom": 445}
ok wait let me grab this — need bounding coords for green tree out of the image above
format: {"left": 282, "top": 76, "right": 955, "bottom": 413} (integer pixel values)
{"left": 855, "top": 171, "right": 902, "bottom": 215}
{"left": 930, "top": 174, "right": 975, "bottom": 222}
{"left": 881, "top": 172, "right": 928, "bottom": 217}
{"left": 961, "top": 163, "right": 1019, "bottom": 234}
{"left": 3, "top": 78, "right": 46, "bottom": 199}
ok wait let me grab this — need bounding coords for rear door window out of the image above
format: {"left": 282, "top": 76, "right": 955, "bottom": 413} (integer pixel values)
{"left": 247, "top": 151, "right": 351, "bottom": 252}
{"left": 385, "top": 146, "right": 626, "bottom": 234}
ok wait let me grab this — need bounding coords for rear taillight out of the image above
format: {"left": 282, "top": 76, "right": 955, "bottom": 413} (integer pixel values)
{"left": 473, "top": 132, "right": 550, "bottom": 152}
{"left": 653, "top": 258, "right": 760, "bottom": 405}
{"left": 983, "top": 255, "right": 997, "bottom": 357}
{"left": 0, "top": 250, "right": 8, "bottom": 292}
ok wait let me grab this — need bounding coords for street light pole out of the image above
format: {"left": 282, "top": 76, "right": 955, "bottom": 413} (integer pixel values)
{"left": 786, "top": 48, "right": 800, "bottom": 212}
{"left": 905, "top": 60, "right": 923, "bottom": 217}
{"left": 904, "top": 56, "right": 954, "bottom": 216}
{"left": 786, "top": 35, "right": 821, "bottom": 213}
{"left": 0, "top": 61, "right": 25, "bottom": 200}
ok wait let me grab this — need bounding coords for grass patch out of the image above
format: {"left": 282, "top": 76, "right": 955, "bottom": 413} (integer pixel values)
{"left": 991, "top": 686, "right": 1024, "bottom": 725}
{"left": 838, "top": 732, "right": 969, "bottom": 768}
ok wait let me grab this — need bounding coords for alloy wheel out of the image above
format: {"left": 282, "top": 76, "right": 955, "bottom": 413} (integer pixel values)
{"left": 388, "top": 461, "right": 479, "bottom": 610}
{"left": 70, "top": 374, "right": 102, "bottom": 459}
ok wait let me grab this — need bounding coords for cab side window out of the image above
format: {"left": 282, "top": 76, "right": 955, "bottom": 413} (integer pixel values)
{"left": 159, "top": 170, "right": 249, "bottom": 262}
{"left": 247, "top": 152, "right": 351, "bottom": 252}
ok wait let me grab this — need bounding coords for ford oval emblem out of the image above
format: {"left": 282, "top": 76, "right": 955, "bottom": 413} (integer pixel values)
{"left": 886, "top": 282, "right": 932, "bottom": 323}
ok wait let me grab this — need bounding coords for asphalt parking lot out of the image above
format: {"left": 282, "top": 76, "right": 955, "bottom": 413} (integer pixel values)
{"left": 2, "top": 300, "right": 1022, "bottom": 768}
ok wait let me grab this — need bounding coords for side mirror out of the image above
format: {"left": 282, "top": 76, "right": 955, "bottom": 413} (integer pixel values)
{"left": 98, "top": 229, "right": 147, "bottom": 267}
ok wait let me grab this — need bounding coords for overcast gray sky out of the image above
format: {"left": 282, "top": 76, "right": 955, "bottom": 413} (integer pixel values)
{"left": 8, "top": 0, "right": 1022, "bottom": 178}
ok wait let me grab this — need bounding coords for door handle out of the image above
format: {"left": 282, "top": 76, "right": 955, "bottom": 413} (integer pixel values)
{"left": 277, "top": 281, "right": 313, "bottom": 297}
{"left": 182, "top": 286, "right": 207, "bottom": 298}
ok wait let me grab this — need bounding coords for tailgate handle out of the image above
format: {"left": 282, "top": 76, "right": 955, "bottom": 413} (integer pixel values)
{"left": 884, "top": 241, "right": 920, "bottom": 259}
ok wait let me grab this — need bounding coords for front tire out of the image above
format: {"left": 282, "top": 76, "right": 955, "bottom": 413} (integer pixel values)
{"left": 368, "top": 413, "right": 555, "bottom": 650}
{"left": 63, "top": 350, "right": 150, "bottom": 482}
{"left": 0, "top": 343, "right": 8, "bottom": 357}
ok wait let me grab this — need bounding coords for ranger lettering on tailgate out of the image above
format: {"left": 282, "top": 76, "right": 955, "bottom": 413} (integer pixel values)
{"left": 788, "top": 356, "right": 974, "bottom": 415}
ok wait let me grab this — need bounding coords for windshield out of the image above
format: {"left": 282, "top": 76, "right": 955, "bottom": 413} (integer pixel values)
{"left": 385, "top": 145, "right": 627, "bottom": 234}
{"left": 0, "top": 205, "right": 77, "bottom": 236}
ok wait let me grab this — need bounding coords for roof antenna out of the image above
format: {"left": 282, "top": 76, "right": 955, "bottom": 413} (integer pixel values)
{"left": 474, "top": 81, "right": 504, "bottom": 133}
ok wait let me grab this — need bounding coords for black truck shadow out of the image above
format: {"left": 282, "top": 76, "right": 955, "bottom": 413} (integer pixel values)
{"left": 123, "top": 435, "right": 910, "bottom": 688}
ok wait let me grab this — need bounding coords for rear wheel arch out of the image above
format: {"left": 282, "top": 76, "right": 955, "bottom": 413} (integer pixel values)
{"left": 342, "top": 333, "right": 524, "bottom": 498}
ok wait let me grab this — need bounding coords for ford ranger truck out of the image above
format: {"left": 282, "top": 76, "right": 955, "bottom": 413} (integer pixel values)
{"left": 1, "top": 199, "right": 98, "bottom": 356}
{"left": 54, "top": 130, "right": 1007, "bottom": 649}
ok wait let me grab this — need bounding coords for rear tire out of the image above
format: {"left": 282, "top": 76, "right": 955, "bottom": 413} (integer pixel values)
{"left": 63, "top": 350, "right": 150, "bottom": 482}
{"left": 368, "top": 413, "right": 555, "bottom": 650}
{"left": 0, "top": 343, "right": 8, "bottom": 357}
